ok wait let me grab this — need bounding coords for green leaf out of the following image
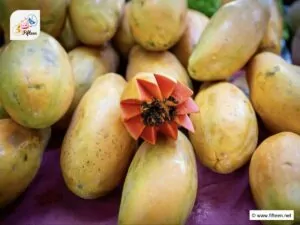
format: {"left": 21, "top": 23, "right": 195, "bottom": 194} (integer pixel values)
{"left": 187, "top": 0, "right": 222, "bottom": 17}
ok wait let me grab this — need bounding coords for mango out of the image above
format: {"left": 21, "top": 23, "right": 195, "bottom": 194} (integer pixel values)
{"left": 118, "top": 131, "right": 197, "bottom": 225}
{"left": 172, "top": 9, "right": 209, "bottom": 68}
{"left": 249, "top": 132, "right": 300, "bottom": 225}
{"left": 69, "top": 0, "right": 125, "bottom": 46}
{"left": 247, "top": 52, "right": 300, "bottom": 135}
{"left": 0, "top": 32, "right": 75, "bottom": 129}
{"left": 0, "top": 101, "right": 9, "bottom": 119}
{"left": 258, "top": 0, "right": 283, "bottom": 54}
{"left": 188, "top": 0, "right": 269, "bottom": 81}
{"left": 56, "top": 43, "right": 120, "bottom": 130}
{"left": 129, "top": 0, "right": 187, "bottom": 51}
{"left": 0, "top": 49, "right": 11, "bottom": 119}
{"left": 189, "top": 82, "right": 258, "bottom": 174}
{"left": 223, "top": 0, "right": 282, "bottom": 54}
{"left": 68, "top": 44, "right": 119, "bottom": 112}
{"left": 0, "top": 119, "right": 51, "bottom": 208}
{"left": 126, "top": 45, "right": 193, "bottom": 89}
{"left": 221, "top": 0, "right": 272, "bottom": 11}
{"left": 112, "top": 2, "right": 136, "bottom": 58}
{"left": 58, "top": 15, "right": 81, "bottom": 52}
{"left": 61, "top": 73, "right": 136, "bottom": 199}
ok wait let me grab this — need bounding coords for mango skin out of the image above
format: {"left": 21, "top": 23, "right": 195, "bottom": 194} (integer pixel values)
{"left": 0, "top": 0, "right": 67, "bottom": 37}
{"left": 189, "top": 82, "right": 258, "bottom": 174}
{"left": 61, "top": 73, "right": 136, "bottom": 199}
{"left": 221, "top": 0, "right": 271, "bottom": 10}
{"left": 58, "top": 15, "right": 81, "bottom": 52}
{"left": 258, "top": 0, "right": 283, "bottom": 55}
{"left": 118, "top": 131, "right": 197, "bottom": 225}
{"left": 188, "top": 0, "right": 268, "bottom": 81}
{"left": 0, "top": 32, "right": 75, "bottom": 129}
{"left": 126, "top": 45, "right": 193, "bottom": 89}
{"left": 129, "top": 0, "right": 187, "bottom": 51}
{"left": 0, "top": 48, "right": 8, "bottom": 119}
{"left": 0, "top": 119, "right": 51, "bottom": 208}
{"left": 172, "top": 9, "right": 209, "bottom": 68}
{"left": 69, "top": 0, "right": 125, "bottom": 46}
{"left": 55, "top": 44, "right": 120, "bottom": 129}
{"left": 0, "top": 102, "right": 9, "bottom": 119}
{"left": 112, "top": 2, "right": 136, "bottom": 58}
{"left": 249, "top": 132, "right": 300, "bottom": 225}
{"left": 68, "top": 44, "right": 119, "bottom": 112}
{"left": 247, "top": 52, "right": 300, "bottom": 135}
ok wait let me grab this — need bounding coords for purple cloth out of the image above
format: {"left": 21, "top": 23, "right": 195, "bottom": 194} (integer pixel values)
{"left": 1, "top": 147, "right": 262, "bottom": 225}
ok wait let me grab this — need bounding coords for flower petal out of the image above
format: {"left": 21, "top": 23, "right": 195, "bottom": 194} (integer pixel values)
{"left": 158, "top": 121, "right": 178, "bottom": 140}
{"left": 176, "top": 97, "right": 199, "bottom": 115}
{"left": 137, "top": 76, "right": 162, "bottom": 100}
{"left": 175, "top": 115, "right": 195, "bottom": 132}
{"left": 141, "top": 126, "right": 157, "bottom": 145}
{"left": 120, "top": 102, "right": 141, "bottom": 120}
{"left": 121, "top": 76, "right": 152, "bottom": 102}
{"left": 171, "top": 82, "right": 193, "bottom": 104}
{"left": 154, "top": 74, "right": 177, "bottom": 99}
{"left": 123, "top": 115, "right": 145, "bottom": 140}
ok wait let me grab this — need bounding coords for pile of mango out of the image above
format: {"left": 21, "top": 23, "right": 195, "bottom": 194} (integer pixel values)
{"left": 0, "top": 0, "right": 300, "bottom": 225}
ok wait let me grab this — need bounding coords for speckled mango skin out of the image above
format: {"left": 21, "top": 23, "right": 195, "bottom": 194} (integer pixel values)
{"left": 249, "top": 132, "right": 300, "bottom": 225}
{"left": 0, "top": 0, "right": 67, "bottom": 38}
{"left": 0, "top": 119, "right": 51, "bottom": 208}
{"left": 129, "top": 0, "right": 187, "bottom": 51}
{"left": 0, "top": 48, "right": 9, "bottom": 119}
{"left": 247, "top": 52, "right": 300, "bottom": 135}
{"left": 67, "top": 44, "right": 119, "bottom": 113}
{"left": 69, "top": 0, "right": 125, "bottom": 46}
{"left": 189, "top": 82, "right": 258, "bottom": 174}
{"left": 188, "top": 0, "right": 268, "bottom": 81}
{"left": 60, "top": 73, "right": 136, "bottom": 199}
{"left": 55, "top": 44, "right": 120, "bottom": 129}
{"left": 0, "top": 32, "right": 75, "bottom": 129}
{"left": 172, "top": 9, "right": 209, "bottom": 68}
{"left": 258, "top": 0, "right": 283, "bottom": 55}
{"left": 112, "top": 2, "right": 136, "bottom": 58}
{"left": 126, "top": 45, "right": 193, "bottom": 90}
{"left": 58, "top": 15, "right": 81, "bottom": 52}
{"left": 118, "top": 131, "right": 198, "bottom": 225}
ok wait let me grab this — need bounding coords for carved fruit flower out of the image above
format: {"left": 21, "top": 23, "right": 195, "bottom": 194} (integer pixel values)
{"left": 120, "top": 72, "right": 199, "bottom": 144}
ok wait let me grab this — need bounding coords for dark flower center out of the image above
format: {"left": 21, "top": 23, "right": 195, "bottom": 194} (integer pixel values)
{"left": 141, "top": 96, "right": 178, "bottom": 126}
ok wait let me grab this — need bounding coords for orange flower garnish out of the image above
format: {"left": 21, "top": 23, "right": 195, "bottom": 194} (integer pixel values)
{"left": 120, "top": 72, "right": 199, "bottom": 144}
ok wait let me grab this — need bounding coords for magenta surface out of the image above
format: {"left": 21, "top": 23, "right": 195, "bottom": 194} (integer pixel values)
{"left": 1, "top": 147, "right": 262, "bottom": 225}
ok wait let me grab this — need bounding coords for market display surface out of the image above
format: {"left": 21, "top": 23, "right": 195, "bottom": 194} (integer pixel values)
{"left": 0, "top": 0, "right": 300, "bottom": 225}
